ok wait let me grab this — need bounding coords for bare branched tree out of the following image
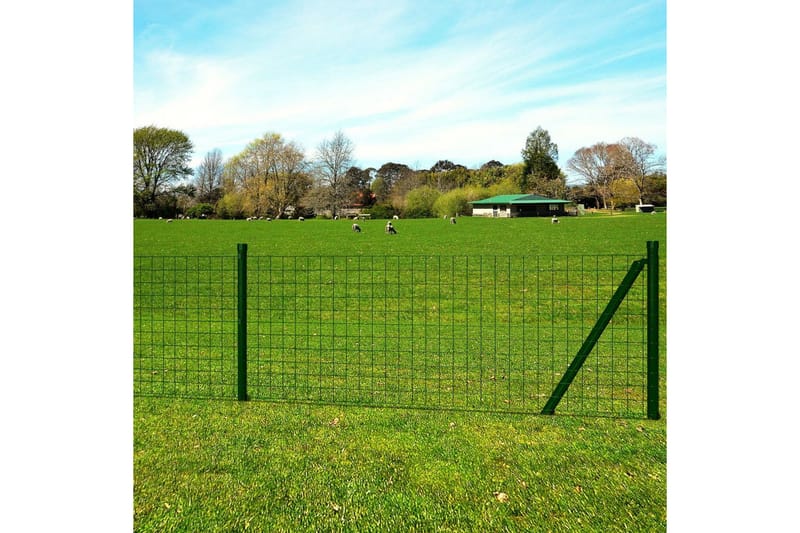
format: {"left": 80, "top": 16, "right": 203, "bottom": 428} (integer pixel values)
{"left": 567, "top": 143, "right": 617, "bottom": 209}
{"left": 618, "top": 137, "right": 665, "bottom": 205}
{"left": 314, "top": 130, "right": 355, "bottom": 217}
{"left": 194, "top": 149, "right": 224, "bottom": 204}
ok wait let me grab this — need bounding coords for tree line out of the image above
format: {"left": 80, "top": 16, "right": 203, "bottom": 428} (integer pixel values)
{"left": 133, "top": 125, "right": 666, "bottom": 219}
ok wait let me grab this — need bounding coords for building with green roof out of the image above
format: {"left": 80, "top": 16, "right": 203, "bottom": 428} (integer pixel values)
{"left": 469, "top": 194, "right": 571, "bottom": 218}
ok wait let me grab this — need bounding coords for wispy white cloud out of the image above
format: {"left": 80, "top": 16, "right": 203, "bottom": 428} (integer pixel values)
{"left": 134, "top": 0, "right": 666, "bottom": 174}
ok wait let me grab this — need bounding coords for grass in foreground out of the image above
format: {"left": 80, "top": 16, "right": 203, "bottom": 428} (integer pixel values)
{"left": 135, "top": 399, "right": 665, "bottom": 532}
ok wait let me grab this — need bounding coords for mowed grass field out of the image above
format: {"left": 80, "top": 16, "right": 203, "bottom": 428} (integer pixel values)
{"left": 133, "top": 212, "right": 665, "bottom": 257}
{"left": 134, "top": 213, "right": 667, "bottom": 532}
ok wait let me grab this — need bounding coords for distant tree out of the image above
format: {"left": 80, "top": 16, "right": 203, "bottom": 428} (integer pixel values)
{"left": 498, "top": 163, "right": 525, "bottom": 192}
{"left": 133, "top": 125, "right": 194, "bottom": 217}
{"left": 485, "top": 177, "right": 520, "bottom": 197}
{"left": 430, "top": 160, "right": 456, "bottom": 173}
{"left": 480, "top": 160, "right": 503, "bottom": 170}
{"left": 370, "top": 176, "right": 389, "bottom": 203}
{"left": 222, "top": 132, "right": 311, "bottom": 218}
{"left": 618, "top": 137, "right": 665, "bottom": 205}
{"left": 300, "top": 185, "right": 334, "bottom": 217}
{"left": 645, "top": 172, "right": 667, "bottom": 206}
{"left": 470, "top": 160, "right": 504, "bottom": 187}
{"left": 172, "top": 183, "right": 197, "bottom": 216}
{"left": 526, "top": 171, "right": 568, "bottom": 199}
{"left": 194, "top": 149, "right": 224, "bottom": 204}
{"left": 521, "top": 126, "right": 560, "bottom": 190}
{"left": 609, "top": 178, "right": 640, "bottom": 209}
{"left": 314, "top": 130, "right": 356, "bottom": 217}
{"left": 566, "top": 183, "right": 599, "bottom": 209}
{"left": 567, "top": 142, "right": 627, "bottom": 209}
{"left": 391, "top": 170, "right": 427, "bottom": 209}
{"left": 373, "top": 162, "right": 414, "bottom": 201}
{"left": 425, "top": 161, "right": 468, "bottom": 192}
{"left": 346, "top": 166, "right": 375, "bottom": 207}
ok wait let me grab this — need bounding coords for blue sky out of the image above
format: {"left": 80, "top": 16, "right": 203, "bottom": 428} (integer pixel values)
{"left": 134, "top": 0, "right": 666, "bottom": 180}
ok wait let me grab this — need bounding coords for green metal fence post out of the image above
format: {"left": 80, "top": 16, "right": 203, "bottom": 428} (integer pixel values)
{"left": 646, "top": 241, "right": 660, "bottom": 420}
{"left": 237, "top": 243, "right": 249, "bottom": 401}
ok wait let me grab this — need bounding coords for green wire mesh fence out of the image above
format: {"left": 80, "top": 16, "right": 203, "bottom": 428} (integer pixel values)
{"left": 134, "top": 256, "right": 238, "bottom": 398}
{"left": 134, "top": 244, "right": 659, "bottom": 418}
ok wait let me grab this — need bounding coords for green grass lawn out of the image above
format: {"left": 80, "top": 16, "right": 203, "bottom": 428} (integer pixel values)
{"left": 134, "top": 213, "right": 666, "bottom": 532}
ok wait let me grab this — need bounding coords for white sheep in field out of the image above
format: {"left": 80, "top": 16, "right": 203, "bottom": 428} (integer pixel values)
{"left": 551, "top": 215, "right": 559, "bottom": 224}
{"left": 450, "top": 217, "right": 456, "bottom": 224}
{"left": 298, "top": 217, "right": 305, "bottom": 221}
{"left": 352, "top": 223, "right": 361, "bottom": 233}
{"left": 166, "top": 218, "right": 173, "bottom": 223}
{"left": 393, "top": 215, "right": 399, "bottom": 220}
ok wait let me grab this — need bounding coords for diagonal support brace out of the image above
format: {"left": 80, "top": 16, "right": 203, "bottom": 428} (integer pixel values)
{"left": 541, "top": 258, "right": 646, "bottom": 415}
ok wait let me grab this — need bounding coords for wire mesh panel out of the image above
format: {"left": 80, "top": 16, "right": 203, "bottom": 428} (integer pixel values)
{"left": 246, "top": 254, "right": 648, "bottom": 417}
{"left": 134, "top": 256, "right": 238, "bottom": 399}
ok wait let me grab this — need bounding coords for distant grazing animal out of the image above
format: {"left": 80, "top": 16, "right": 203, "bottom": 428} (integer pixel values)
{"left": 352, "top": 223, "right": 361, "bottom": 233}
{"left": 385, "top": 221, "right": 397, "bottom": 234}
{"left": 450, "top": 217, "right": 456, "bottom": 224}
{"left": 298, "top": 217, "right": 305, "bottom": 221}
{"left": 166, "top": 218, "right": 173, "bottom": 223}
{"left": 393, "top": 215, "right": 399, "bottom": 220}
{"left": 551, "top": 215, "right": 559, "bottom": 224}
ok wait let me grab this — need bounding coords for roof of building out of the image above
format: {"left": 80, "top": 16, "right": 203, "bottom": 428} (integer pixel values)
{"left": 469, "top": 194, "right": 571, "bottom": 205}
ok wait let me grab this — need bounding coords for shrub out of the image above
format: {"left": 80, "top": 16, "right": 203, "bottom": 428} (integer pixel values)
{"left": 403, "top": 186, "right": 441, "bottom": 218}
{"left": 215, "top": 193, "right": 245, "bottom": 219}
{"left": 187, "top": 203, "right": 215, "bottom": 219}
{"left": 433, "top": 189, "right": 471, "bottom": 218}
{"left": 365, "top": 203, "right": 398, "bottom": 219}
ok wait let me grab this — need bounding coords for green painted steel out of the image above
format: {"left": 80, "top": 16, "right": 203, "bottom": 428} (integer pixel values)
{"left": 647, "top": 241, "right": 660, "bottom": 420}
{"left": 541, "top": 257, "right": 647, "bottom": 415}
{"left": 237, "top": 243, "right": 248, "bottom": 401}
